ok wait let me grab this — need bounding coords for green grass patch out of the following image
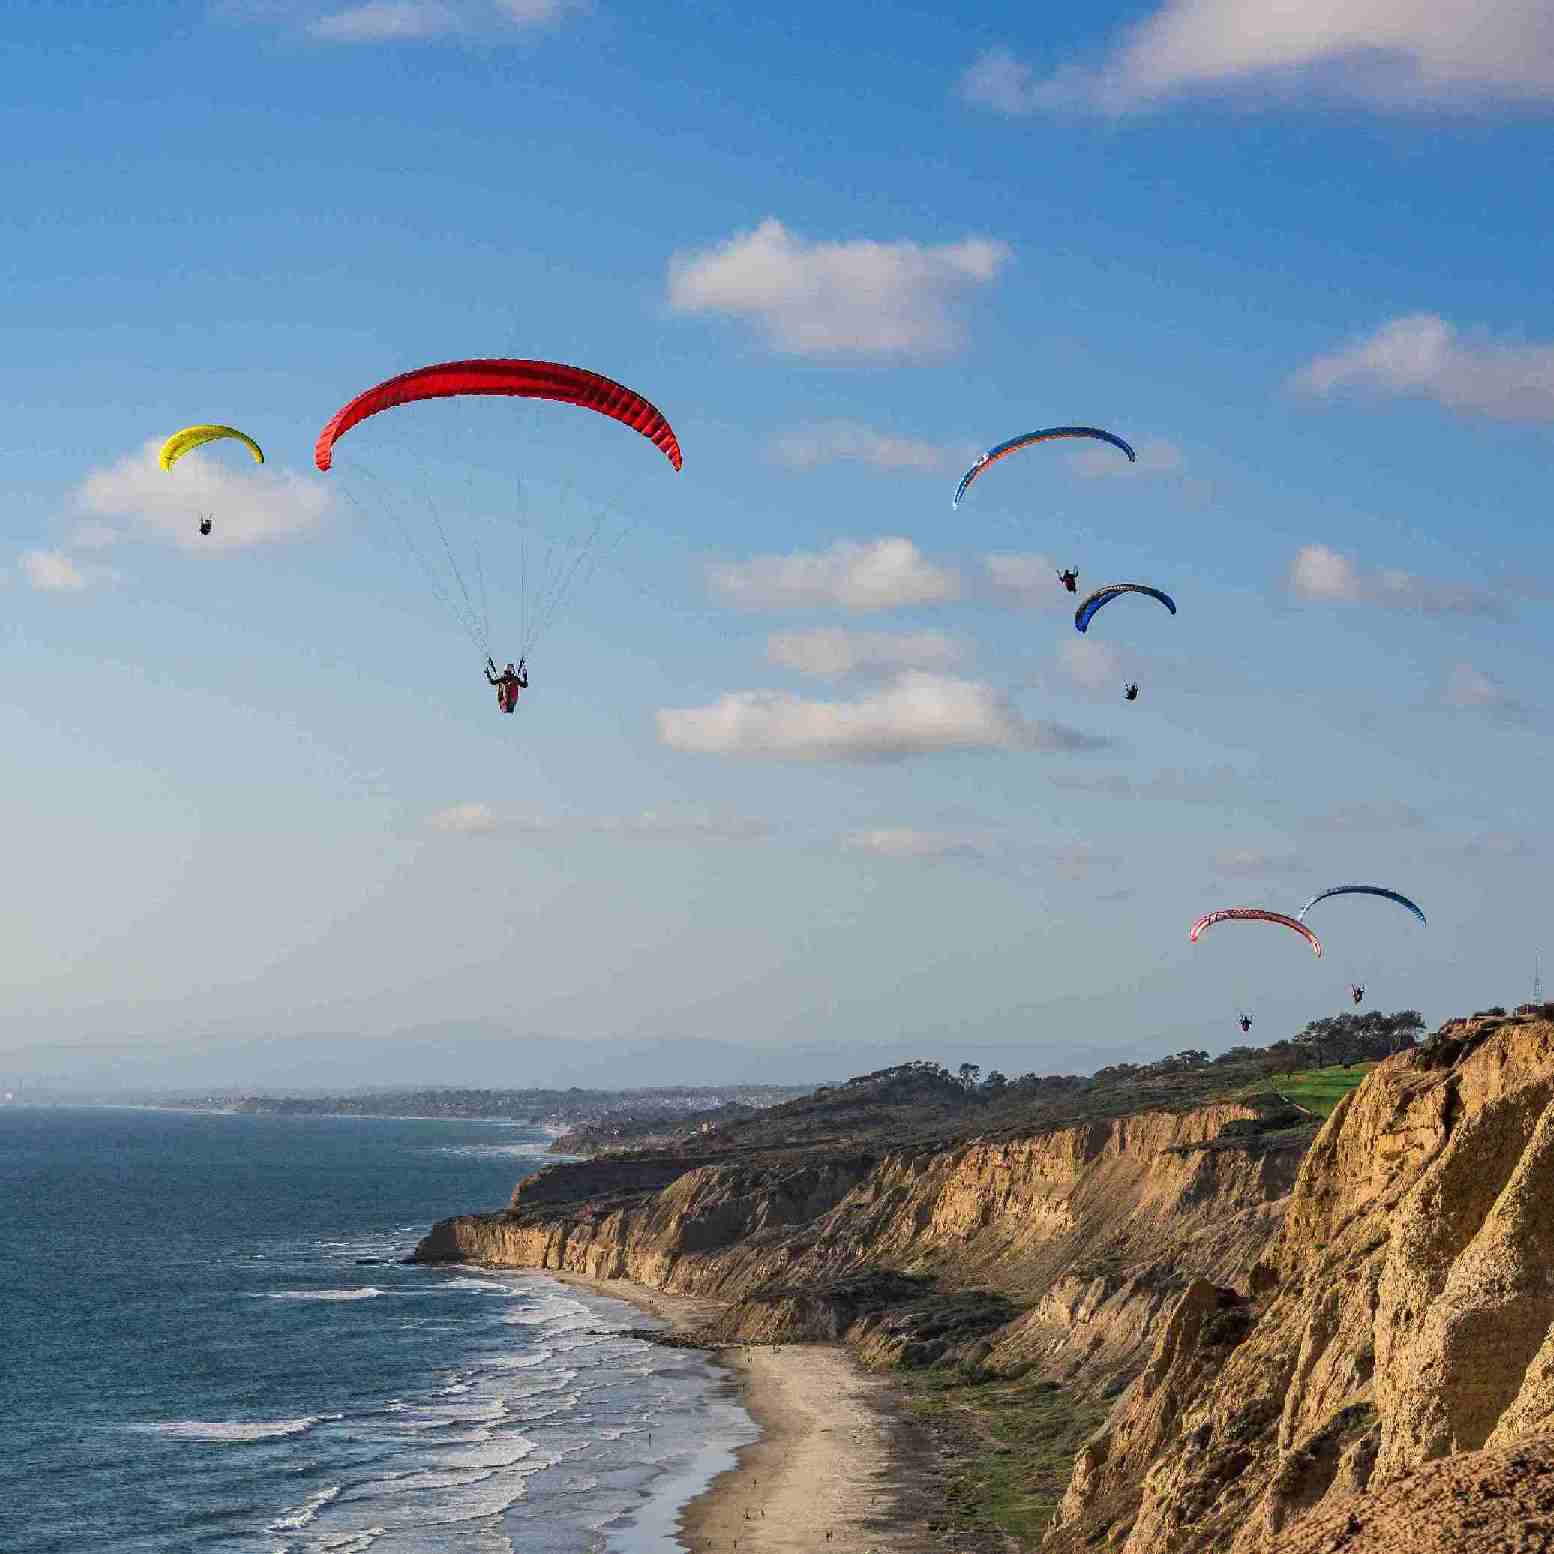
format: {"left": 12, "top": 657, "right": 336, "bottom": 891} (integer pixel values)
{"left": 1275, "top": 1065, "right": 1372, "bottom": 1117}
{"left": 901, "top": 1369, "right": 1111, "bottom": 1548}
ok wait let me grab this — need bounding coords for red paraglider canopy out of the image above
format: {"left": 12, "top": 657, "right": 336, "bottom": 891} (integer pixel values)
{"left": 1189, "top": 908, "right": 1322, "bottom": 957}
{"left": 314, "top": 359, "right": 683, "bottom": 473}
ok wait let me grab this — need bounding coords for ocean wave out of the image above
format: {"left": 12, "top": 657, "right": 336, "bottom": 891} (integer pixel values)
{"left": 501, "top": 1311, "right": 596, "bottom": 1336}
{"left": 334, "top": 1472, "right": 532, "bottom": 1530}
{"left": 123, "top": 1415, "right": 334, "bottom": 1443}
{"left": 433, "top": 1276, "right": 522, "bottom": 1296}
{"left": 551, "top": 1331, "right": 615, "bottom": 1354}
{"left": 435, "top": 1436, "right": 542, "bottom": 1473}
{"left": 431, "top": 1143, "right": 554, "bottom": 1161}
{"left": 311, "top": 1530, "right": 384, "bottom": 1553}
{"left": 257, "top": 1288, "right": 384, "bottom": 1302}
{"left": 508, "top": 1392, "right": 582, "bottom": 1423}
{"left": 506, "top": 1369, "right": 579, "bottom": 1397}
{"left": 390, "top": 1398, "right": 508, "bottom": 1430}
{"left": 359, "top": 1464, "right": 501, "bottom": 1494}
{"left": 481, "top": 1349, "right": 552, "bottom": 1370}
{"left": 267, "top": 1483, "right": 343, "bottom": 1531}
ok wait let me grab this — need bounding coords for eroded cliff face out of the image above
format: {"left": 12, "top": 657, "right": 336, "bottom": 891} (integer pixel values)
{"left": 415, "top": 1098, "right": 1302, "bottom": 1394}
{"left": 1045, "top": 1010, "right": 1554, "bottom": 1554}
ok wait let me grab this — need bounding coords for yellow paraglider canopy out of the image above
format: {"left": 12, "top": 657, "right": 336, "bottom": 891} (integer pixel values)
{"left": 158, "top": 424, "right": 265, "bottom": 471}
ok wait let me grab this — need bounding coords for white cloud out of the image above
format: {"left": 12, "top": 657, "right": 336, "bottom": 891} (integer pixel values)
{"left": 1287, "top": 543, "right": 1362, "bottom": 602}
{"left": 1292, "top": 315, "right": 1554, "bottom": 422}
{"left": 76, "top": 439, "right": 331, "bottom": 555}
{"left": 771, "top": 422, "right": 960, "bottom": 474}
{"left": 1285, "top": 544, "right": 1505, "bottom": 618}
{"left": 1443, "top": 662, "right": 1531, "bottom": 725}
{"left": 667, "top": 218, "right": 1011, "bottom": 360}
{"left": 836, "top": 827, "right": 1109, "bottom": 882}
{"left": 961, "top": 1, "right": 1554, "bottom": 115}
{"left": 766, "top": 628, "right": 966, "bottom": 678}
{"left": 707, "top": 538, "right": 961, "bottom": 614}
{"left": 981, "top": 553, "right": 1074, "bottom": 613}
{"left": 232, "top": 0, "right": 581, "bottom": 42}
{"left": 429, "top": 802, "right": 504, "bottom": 835}
{"left": 593, "top": 808, "right": 773, "bottom": 843}
{"left": 959, "top": 45, "right": 1044, "bottom": 114}
{"left": 840, "top": 828, "right": 989, "bottom": 861}
{"left": 428, "top": 803, "right": 772, "bottom": 842}
{"left": 309, "top": 1, "right": 458, "bottom": 37}
{"left": 656, "top": 671, "right": 1109, "bottom": 762}
{"left": 1058, "top": 637, "right": 1126, "bottom": 693}
{"left": 20, "top": 549, "right": 88, "bottom": 593}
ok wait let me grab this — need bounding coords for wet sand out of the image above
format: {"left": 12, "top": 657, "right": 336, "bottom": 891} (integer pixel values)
{"left": 545, "top": 1272, "right": 942, "bottom": 1554}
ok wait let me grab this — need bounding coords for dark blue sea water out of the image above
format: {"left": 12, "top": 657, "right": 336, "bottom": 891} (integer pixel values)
{"left": 0, "top": 1106, "right": 753, "bottom": 1554}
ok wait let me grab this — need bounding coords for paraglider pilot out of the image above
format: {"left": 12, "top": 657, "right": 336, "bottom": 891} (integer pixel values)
{"left": 1058, "top": 567, "right": 1080, "bottom": 593}
{"left": 1239, "top": 1014, "right": 1253, "bottom": 1034}
{"left": 1124, "top": 682, "right": 1139, "bottom": 702}
{"left": 198, "top": 515, "right": 212, "bottom": 537}
{"left": 1351, "top": 984, "right": 1365, "bottom": 1007}
{"left": 485, "top": 656, "right": 528, "bottom": 714}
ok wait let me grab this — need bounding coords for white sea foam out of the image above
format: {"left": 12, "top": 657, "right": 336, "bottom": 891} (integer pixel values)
{"left": 313, "top": 1531, "right": 384, "bottom": 1552}
{"left": 506, "top": 1369, "right": 579, "bottom": 1397}
{"left": 258, "top": 1288, "right": 384, "bottom": 1302}
{"left": 364, "top": 1465, "right": 500, "bottom": 1493}
{"left": 502, "top": 1291, "right": 588, "bottom": 1320}
{"left": 507, "top": 1392, "right": 581, "bottom": 1423}
{"left": 390, "top": 1398, "right": 508, "bottom": 1431}
{"left": 432, "top": 1143, "right": 555, "bottom": 1161}
{"left": 434, "top": 1437, "right": 542, "bottom": 1473}
{"left": 124, "top": 1416, "right": 331, "bottom": 1442}
{"left": 435, "top": 1276, "right": 521, "bottom": 1296}
{"left": 335, "top": 1472, "right": 531, "bottom": 1529}
{"left": 267, "top": 1483, "right": 343, "bottom": 1530}
{"left": 482, "top": 1350, "right": 551, "bottom": 1370}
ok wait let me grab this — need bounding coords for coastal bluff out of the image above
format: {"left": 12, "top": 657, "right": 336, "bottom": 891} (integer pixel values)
{"left": 413, "top": 1008, "right": 1554, "bottom": 1550}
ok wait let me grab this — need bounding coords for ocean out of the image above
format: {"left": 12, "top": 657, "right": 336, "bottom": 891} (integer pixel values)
{"left": 0, "top": 1105, "right": 754, "bottom": 1554}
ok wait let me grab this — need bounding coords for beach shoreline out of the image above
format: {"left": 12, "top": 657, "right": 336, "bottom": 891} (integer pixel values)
{"left": 544, "top": 1271, "right": 944, "bottom": 1554}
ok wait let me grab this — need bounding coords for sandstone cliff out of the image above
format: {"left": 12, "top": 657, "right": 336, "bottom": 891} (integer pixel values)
{"left": 416, "top": 1095, "right": 1304, "bottom": 1391}
{"left": 1044, "top": 1007, "right": 1554, "bottom": 1552}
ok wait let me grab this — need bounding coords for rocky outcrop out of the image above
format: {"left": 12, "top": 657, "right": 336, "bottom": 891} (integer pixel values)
{"left": 1268, "top": 1434, "right": 1554, "bottom": 1553}
{"left": 1045, "top": 1009, "right": 1554, "bottom": 1553}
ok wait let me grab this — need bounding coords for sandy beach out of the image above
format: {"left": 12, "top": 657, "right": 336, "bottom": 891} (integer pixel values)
{"left": 546, "top": 1273, "right": 943, "bottom": 1554}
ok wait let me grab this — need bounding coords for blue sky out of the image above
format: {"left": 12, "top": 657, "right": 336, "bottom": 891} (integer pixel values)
{"left": 4, "top": 0, "right": 1553, "bottom": 1074}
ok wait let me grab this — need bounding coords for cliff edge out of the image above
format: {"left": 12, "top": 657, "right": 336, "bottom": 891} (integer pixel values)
{"left": 415, "top": 1094, "right": 1302, "bottom": 1392}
